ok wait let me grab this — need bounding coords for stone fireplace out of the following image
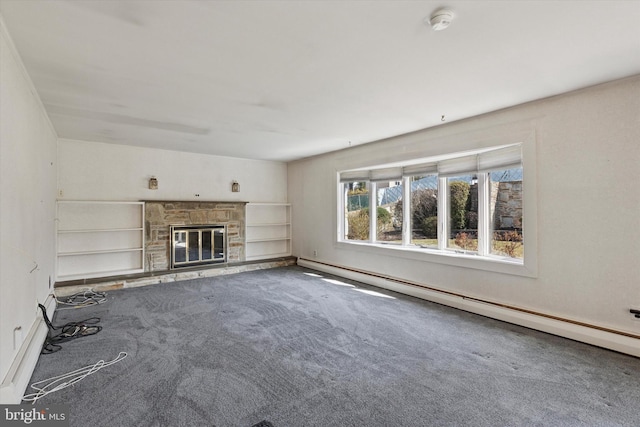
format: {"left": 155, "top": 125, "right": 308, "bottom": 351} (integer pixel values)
{"left": 144, "top": 201, "right": 245, "bottom": 272}
{"left": 170, "top": 224, "right": 226, "bottom": 269}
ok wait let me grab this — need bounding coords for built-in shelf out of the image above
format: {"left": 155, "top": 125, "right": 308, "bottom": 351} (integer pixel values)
{"left": 59, "top": 227, "right": 143, "bottom": 234}
{"left": 56, "top": 201, "right": 145, "bottom": 280}
{"left": 247, "top": 222, "right": 290, "bottom": 226}
{"left": 59, "top": 248, "right": 144, "bottom": 257}
{"left": 245, "top": 203, "right": 291, "bottom": 261}
{"left": 246, "top": 237, "right": 290, "bottom": 243}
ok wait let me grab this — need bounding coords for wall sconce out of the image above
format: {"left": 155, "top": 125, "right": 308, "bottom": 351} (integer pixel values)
{"left": 149, "top": 176, "right": 158, "bottom": 190}
{"left": 231, "top": 181, "right": 240, "bottom": 192}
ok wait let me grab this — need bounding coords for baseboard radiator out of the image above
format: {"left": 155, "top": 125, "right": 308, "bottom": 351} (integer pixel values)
{"left": 0, "top": 295, "right": 56, "bottom": 404}
{"left": 298, "top": 258, "right": 640, "bottom": 358}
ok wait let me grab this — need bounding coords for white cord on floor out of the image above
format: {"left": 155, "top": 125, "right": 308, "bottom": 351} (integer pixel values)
{"left": 22, "top": 352, "right": 128, "bottom": 404}
{"left": 56, "top": 290, "right": 107, "bottom": 310}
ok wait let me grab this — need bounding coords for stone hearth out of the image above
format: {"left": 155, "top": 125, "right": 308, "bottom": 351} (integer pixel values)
{"left": 144, "top": 201, "right": 246, "bottom": 272}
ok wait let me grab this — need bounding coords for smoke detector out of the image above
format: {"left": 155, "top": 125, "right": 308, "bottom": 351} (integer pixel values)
{"left": 428, "top": 8, "right": 455, "bottom": 31}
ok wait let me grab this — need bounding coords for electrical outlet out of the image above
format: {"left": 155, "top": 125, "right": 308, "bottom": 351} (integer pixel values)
{"left": 58, "top": 189, "right": 63, "bottom": 197}
{"left": 313, "top": 250, "right": 318, "bottom": 257}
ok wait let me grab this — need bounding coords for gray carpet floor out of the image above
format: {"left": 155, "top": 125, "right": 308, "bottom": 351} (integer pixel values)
{"left": 27, "top": 266, "right": 640, "bottom": 426}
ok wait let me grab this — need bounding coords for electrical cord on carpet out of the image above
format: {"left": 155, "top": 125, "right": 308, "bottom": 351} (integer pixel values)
{"left": 38, "top": 303, "right": 103, "bottom": 354}
{"left": 22, "top": 352, "right": 128, "bottom": 404}
{"left": 55, "top": 290, "right": 107, "bottom": 310}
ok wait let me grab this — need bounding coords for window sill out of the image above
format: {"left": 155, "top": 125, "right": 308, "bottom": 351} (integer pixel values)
{"left": 335, "top": 240, "right": 536, "bottom": 278}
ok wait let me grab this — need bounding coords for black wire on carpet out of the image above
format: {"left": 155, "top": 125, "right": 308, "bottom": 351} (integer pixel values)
{"left": 38, "top": 303, "right": 102, "bottom": 354}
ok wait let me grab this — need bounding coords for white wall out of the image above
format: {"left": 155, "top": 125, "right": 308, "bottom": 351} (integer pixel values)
{"left": 58, "top": 139, "right": 287, "bottom": 203}
{"left": 289, "top": 76, "right": 640, "bottom": 341}
{"left": 0, "top": 18, "right": 57, "bottom": 400}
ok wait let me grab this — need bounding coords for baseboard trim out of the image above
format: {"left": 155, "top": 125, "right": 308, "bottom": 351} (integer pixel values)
{"left": 0, "top": 295, "right": 55, "bottom": 404}
{"left": 298, "top": 258, "right": 640, "bottom": 358}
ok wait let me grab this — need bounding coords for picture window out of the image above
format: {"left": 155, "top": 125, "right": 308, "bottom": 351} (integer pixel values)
{"left": 338, "top": 144, "right": 524, "bottom": 265}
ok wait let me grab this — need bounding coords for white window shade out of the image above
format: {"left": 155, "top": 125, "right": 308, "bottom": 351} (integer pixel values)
{"left": 339, "top": 170, "right": 370, "bottom": 182}
{"left": 341, "top": 144, "right": 522, "bottom": 182}
{"left": 437, "top": 155, "right": 477, "bottom": 177}
{"left": 477, "top": 144, "right": 522, "bottom": 172}
{"left": 369, "top": 167, "right": 403, "bottom": 182}
{"left": 402, "top": 162, "right": 438, "bottom": 177}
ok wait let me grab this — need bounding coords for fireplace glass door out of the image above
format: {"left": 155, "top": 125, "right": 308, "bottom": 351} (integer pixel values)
{"left": 171, "top": 225, "right": 225, "bottom": 268}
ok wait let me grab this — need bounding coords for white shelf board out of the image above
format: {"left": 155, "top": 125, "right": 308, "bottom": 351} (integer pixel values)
{"left": 246, "top": 252, "right": 290, "bottom": 261}
{"left": 58, "top": 248, "right": 144, "bottom": 257}
{"left": 57, "top": 268, "right": 145, "bottom": 281}
{"left": 59, "top": 227, "right": 143, "bottom": 234}
{"left": 246, "top": 237, "right": 290, "bottom": 243}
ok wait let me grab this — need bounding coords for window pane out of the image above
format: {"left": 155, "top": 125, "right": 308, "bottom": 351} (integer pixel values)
{"left": 447, "top": 175, "right": 478, "bottom": 252}
{"left": 201, "top": 231, "right": 212, "bottom": 260}
{"left": 174, "top": 231, "right": 187, "bottom": 263}
{"left": 344, "top": 181, "right": 370, "bottom": 241}
{"left": 213, "top": 229, "right": 225, "bottom": 259}
{"left": 409, "top": 175, "right": 438, "bottom": 248}
{"left": 188, "top": 231, "right": 200, "bottom": 261}
{"left": 490, "top": 167, "right": 523, "bottom": 259}
{"left": 376, "top": 181, "right": 402, "bottom": 243}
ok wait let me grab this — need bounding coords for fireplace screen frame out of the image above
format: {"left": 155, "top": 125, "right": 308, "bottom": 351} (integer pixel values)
{"left": 170, "top": 224, "right": 227, "bottom": 269}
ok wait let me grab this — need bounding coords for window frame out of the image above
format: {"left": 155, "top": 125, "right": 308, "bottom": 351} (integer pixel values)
{"left": 340, "top": 180, "right": 371, "bottom": 242}
{"left": 336, "top": 138, "right": 536, "bottom": 278}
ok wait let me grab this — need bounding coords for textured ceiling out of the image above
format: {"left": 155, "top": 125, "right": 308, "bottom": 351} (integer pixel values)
{"left": 2, "top": 0, "right": 639, "bottom": 161}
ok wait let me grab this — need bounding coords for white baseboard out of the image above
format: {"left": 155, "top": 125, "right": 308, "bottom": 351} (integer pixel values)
{"left": 298, "top": 259, "right": 640, "bottom": 358}
{"left": 0, "top": 295, "right": 56, "bottom": 404}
